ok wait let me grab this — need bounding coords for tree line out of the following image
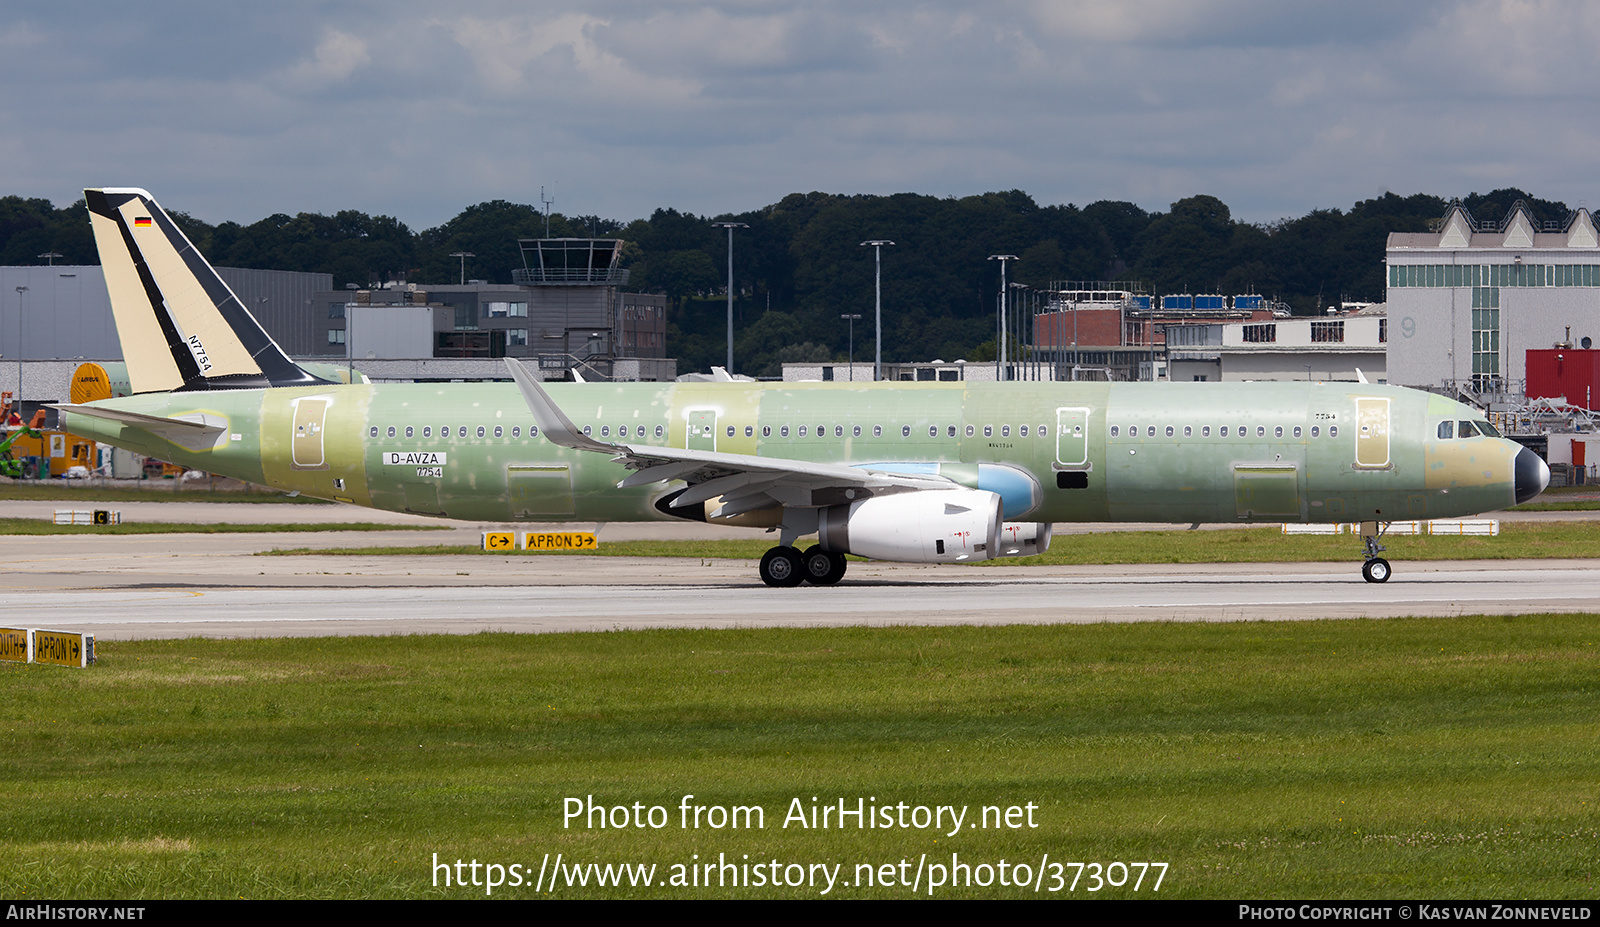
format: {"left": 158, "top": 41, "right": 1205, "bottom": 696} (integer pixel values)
{"left": 0, "top": 186, "right": 1571, "bottom": 376}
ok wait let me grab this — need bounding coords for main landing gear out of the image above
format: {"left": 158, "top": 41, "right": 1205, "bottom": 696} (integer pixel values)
{"left": 759, "top": 545, "right": 847, "bottom": 587}
{"left": 1358, "top": 520, "right": 1390, "bottom": 584}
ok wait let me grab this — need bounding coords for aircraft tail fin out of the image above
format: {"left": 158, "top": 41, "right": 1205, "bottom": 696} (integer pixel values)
{"left": 84, "top": 188, "right": 331, "bottom": 394}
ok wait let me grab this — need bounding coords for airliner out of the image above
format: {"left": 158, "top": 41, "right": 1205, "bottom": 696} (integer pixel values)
{"left": 56, "top": 188, "right": 1548, "bottom": 586}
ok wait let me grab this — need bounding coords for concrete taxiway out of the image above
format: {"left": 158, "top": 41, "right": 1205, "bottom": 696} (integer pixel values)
{"left": 1, "top": 500, "right": 1595, "bottom": 639}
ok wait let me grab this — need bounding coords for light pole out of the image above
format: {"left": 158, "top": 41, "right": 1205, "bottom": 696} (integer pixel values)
{"left": 37, "top": 252, "right": 61, "bottom": 267}
{"left": 988, "top": 255, "right": 1017, "bottom": 380}
{"left": 859, "top": 241, "right": 893, "bottom": 380}
{"left": 449, "top": 251, "right": 474, "bottom": 286}
{"left": 840, "top": 313, "right": 862, "bottom": 381}
{"left": 13, "top": 286, "right": 26, "bottom": 404}
{"left": 713, "top": 222, "right": 748, "bottom": 372}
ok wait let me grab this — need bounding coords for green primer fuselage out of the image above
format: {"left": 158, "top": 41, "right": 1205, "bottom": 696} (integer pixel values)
{"left": 60, "top": 380, "right": 1520, "bottom": 525}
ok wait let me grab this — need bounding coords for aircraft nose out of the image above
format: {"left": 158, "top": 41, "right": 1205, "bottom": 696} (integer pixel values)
{"left": 1513, "top": 445, "right": 1550, "bottom": 505}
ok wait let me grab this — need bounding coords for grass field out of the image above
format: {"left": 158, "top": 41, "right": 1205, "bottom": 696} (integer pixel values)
{"left": 0, "top": 518, "right": 448, "bottom": 536}
{"left": 259, "top": 521, "right": 1600, "bottom": 565}
{"left": 2, "top": 617, "right": 1596, "bottom": 899}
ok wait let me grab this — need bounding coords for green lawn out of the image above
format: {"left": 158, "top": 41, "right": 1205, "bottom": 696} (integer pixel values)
{"left": 2, "top": 617, "right": 1596, "bottom": 898}
{"left": 0, "top": 518, "right": 448, "bottom": 535}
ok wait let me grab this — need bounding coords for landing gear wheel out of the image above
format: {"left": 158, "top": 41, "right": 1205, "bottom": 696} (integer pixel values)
{"left": 801, "top": 545, "right": 848, "bottom": 585}
{"left": 1361, "top": 558, "right": 1391, "bottom": 584}
{"left": 759, "top": 546, "right": 804, "bottom": 587}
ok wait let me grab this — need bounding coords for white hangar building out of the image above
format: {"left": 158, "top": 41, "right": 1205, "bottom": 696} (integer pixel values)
{"left": 1387, "top": 201, "right": 1600, "bottom": 392}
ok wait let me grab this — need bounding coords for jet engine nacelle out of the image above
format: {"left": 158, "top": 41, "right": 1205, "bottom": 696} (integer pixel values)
{"left": 994, "top": 521, "right": 1052, "bottom": 558}
{"left": 817, "top": 488, "right": 1002, "bottom": 563}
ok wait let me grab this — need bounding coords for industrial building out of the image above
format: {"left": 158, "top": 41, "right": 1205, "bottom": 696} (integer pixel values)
{"left": 0, "top": 234, "right": 676, "bottom": 414}
{"left": 1166, "top": 308, "right": 1387, "bottom": 382}
{"left": 1386, "top": 200, "right": 1600, "bottom": 394}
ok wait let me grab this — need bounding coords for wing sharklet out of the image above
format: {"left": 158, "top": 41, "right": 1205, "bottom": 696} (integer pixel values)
{"left": 504, "top": 358, "right": 619, "bottom": 455}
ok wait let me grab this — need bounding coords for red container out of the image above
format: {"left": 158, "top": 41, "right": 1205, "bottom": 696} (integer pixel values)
{"left": 1526, "top": 349, "right": 1600, "bottom": 410}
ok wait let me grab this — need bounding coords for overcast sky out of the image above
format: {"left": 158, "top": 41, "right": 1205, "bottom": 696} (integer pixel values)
{"left": 4, "top": 1, "right": 1597, "bottom": 229}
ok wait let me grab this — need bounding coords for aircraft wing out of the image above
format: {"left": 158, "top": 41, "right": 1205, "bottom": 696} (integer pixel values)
{"left": 505, "top": 360, "right": 952, "bottom": 516}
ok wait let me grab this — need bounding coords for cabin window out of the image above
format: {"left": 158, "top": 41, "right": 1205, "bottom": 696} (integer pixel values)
{"left": 459, "top": 426, "right": 469, "bottom": 438}
{"left": 984, "top": 425, "right": 993, "bottom": 437}
{"left": 1183, "top": 426, "right": 1192, "bottom": 437}
{"left": 745, "top": 426, "right": 754, "bottom": 437}
{"left": 902, "top": 425, "right": 911, "bottom": 437}
{"left": 929, "top": 426, "right": 939, "bottom": 437}
{"left": 1274, "top": 426, "right": 1283, "bottom": 438}
{"left": 1110, "top": 426, "right": 1119, "bottom": 437}
{"left": 1329, "top": 426, "right": 1339, "bottom": 438}
{"left": 512, "top": 426, "right": 520, "bottom": 438}
{"left": 1020, "top": 425, "right": 1029, "bottom": 437}
{"left": 1256, "top": 426, "right": 1265, "bottom": 438}
{"left": 494, "top": 426, "right": 503, "bottom": 438}
{"left": 401, "top": 426, "right": 411, "bottom": 438}
{"left": 369, "top": 426, "right": 378, "bottom": 438}
{"left": 1202, "top": 426, "right": 1211, "bottom": 437}
{"left": 948, "top": 425, "right": 957, "bottom": 437}
{"left": 781, "top": 426, "right": 790, "bottom": 437}
{"left": 1293, "top": 426, "right": 1302, "bottom": 438}
{"left": 654, "top": 425, "right": 664, "bottom": 438}
{"left": 762, "top": 425, "right": 771, "bottom": 437}
{"left": 818, "top": 424, "right": 826, "bottom": 437}
{"left": 726, "top": 425, "right": 735, "bottom": 438}
{"left": 1147, "top": 426, "right": 1156, "bottom": 437}
{"left": 582, "top": 425, "right": 591, "bottom": 436}
{"left": 386, "top": 426, "right": 396, "bottom": 438}
{"left": 1311, "top": 426, "right": 1319, "bottom": 438}
{"left": 476, "top": 426, "right": 486, "bottom": 438}
{"left": 1039, "top": 425, "right": 1048, "bottom": 437}
{"left": 530, "top": 427, "right": 539, "bottom": 437}
{"left": 1165, "top": 426, "right": 1174, "bottom": 437}
{"left": 423, "top": 426, "right": 432, "bottom": 437}
{"left": 852, "top": 425, "right": 861, "bottom": 437}
{"left": 1001, "top": 425, "right": 1011, "bottom": 437}
{"left": 966, "top": 425, "right": 975, "bottom": 437}
{"left": 601, "top": 426, "right": 610, "bottom": 437}
{"left": 799, "top": 425, "right": 808, "bottom": 437}
{"left": 835, "top": 425, "right": 844, "bottom": 437}
{"left": 873, "top": 425, "right": 882, "bottom": 437}
{"left": 1220, "top": 426, "right": 1229, "bottom": 437}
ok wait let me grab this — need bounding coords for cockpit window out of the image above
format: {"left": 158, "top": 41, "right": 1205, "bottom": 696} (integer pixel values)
{"left": 1457, "top": 420, "right": 1479, "bottom": 438}
{"left": 1477, "top": 420, "right": 1501, "bottom": 437}
{"left": 1438, "top": 421, "right": 1454, "bottom": 440}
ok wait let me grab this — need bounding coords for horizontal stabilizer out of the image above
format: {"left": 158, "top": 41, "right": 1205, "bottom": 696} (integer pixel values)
{"left": 52, "top": 403, "right": 227, "bottom": 451}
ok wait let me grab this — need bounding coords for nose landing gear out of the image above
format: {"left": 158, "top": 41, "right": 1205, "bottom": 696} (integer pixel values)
{"left": 1359, "top": 520, "right": 1390, "bottom": 583}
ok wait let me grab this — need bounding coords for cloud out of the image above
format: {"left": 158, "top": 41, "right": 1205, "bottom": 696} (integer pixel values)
{"left": 3, "top": 2, "right": 1600, "bottom": 230}
{"left": 285, "top": 30, "right": 372, "bottom": 89}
